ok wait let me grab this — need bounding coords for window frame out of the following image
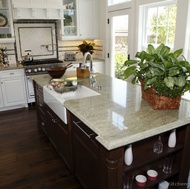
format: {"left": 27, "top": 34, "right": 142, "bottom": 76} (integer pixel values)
{"left": 139, "top": 0, "right": 177, "bottom": 50}
{"left": 108, "top": 0, "right": 131, "bottom": 6}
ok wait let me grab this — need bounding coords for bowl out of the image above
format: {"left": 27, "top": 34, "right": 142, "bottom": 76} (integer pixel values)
{"left": 147, "top": 170, "right": 158, "bottom": 181}
{"left": 135, "top": 175, "right": 147, "bottom": 187}
{"left": 50, "top": 79, "right": 78, "bottom": 93}
{"left": 47, "top": 66, "right": 66, "bottom": 78}
{"left": 50, "top": 78, "right": 65, "bottom": 87}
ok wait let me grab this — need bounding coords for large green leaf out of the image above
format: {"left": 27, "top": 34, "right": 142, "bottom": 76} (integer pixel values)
{"left": 136, "top": 51, "right": 146, "bottom": 64}
{"left": 163, "top": 60, "right": 172, "bottom": 68}
{"left": 155, "top": 43, "right": 165, "bottom": 54}
{"left": 164, "top": 77, "right": 174, "bottom": 89}
{"left": 173, "top": 49, "right": 183, "bottom": 58}
{"left": 140, "top": 63, "right": 149, "bottom": 69}
{"left": 147, "top": 44, "right": 155, "bottom": 55}
{"left": 124, "top": 66, "right": 136, "bottom": 78}
{"left": 168, "top": 67, "right": 180, "bottom": 76}
{"left": 124, "top": 60, "right": 137, "bottom": 66}
{"left": 174, "top": 75, "right": 186, "bottom": 87}
{"left": 144, "top": 53, "right": 155, "bottom": 61}
{"left": 167, "top": 53, "right": 178, "bottom": 64}
{"left": 150, "top": 67, "right": 164, "bottom": 76}
{"left": 160, "top": 46, "right": 170, "bottom": 57}
{"left": 146, "top": 77, "right": 157, "bottom": 85}
{"left": 149, "top": 62, "right": 165, "bottom": 71}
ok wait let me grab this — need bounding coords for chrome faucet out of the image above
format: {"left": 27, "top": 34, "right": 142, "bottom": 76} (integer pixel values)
{"left": 83, "top": 52, "right": 97, "bottom": 86}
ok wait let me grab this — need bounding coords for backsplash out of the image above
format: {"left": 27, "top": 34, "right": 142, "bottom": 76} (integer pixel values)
{"left": 58, "top": 39, "right": 104, "bottom": 61}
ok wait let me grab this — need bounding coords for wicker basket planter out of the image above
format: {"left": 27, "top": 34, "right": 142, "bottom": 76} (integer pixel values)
{"left": 141, "top": 81, "right": 181, "bottom": 110}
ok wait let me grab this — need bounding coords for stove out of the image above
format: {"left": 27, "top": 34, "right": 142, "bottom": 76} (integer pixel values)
{"left": 23, "top": 59, "right": 63, "bottom": 104}
{"left": 23, "top": 59, "right": 63, "bottom": 76}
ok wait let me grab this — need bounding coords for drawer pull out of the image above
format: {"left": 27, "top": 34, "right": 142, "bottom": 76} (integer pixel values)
{"left": 73, "top": 120, "right": 94, "bottom": 139}
{"left": 41, "top": 122, "right": 45, "bottom": 126}
{"left": 39, "top": 103, "right": 43, "bottom": 107}
{"left": 52, "top": 118, "right": 58, "bottom": 123}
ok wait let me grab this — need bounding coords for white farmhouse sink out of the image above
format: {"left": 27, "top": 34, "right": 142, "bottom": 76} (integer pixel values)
{"left": 43, "top": 85, "right": 100, "bottom": 124}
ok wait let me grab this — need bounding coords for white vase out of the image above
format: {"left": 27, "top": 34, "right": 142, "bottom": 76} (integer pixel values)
{"left": 124, "top": 144, "right": 133, "bottom": 166}
{"left": 168, "top": 129, "right": 176, "bottom": 148}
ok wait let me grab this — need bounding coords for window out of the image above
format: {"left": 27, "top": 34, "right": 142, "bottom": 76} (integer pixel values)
{"left": 142, "top": 1, "right": 177, "bottom": 48}
{"left": 108, "top": 0, "right": 130, "bottom": 6}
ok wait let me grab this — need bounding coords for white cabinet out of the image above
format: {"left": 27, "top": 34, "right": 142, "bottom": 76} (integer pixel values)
{"left": 11, "top": 0, "right": 63, "bottom": 19}
{"left": 11, "top": 0, "right": 62, "bottom": 8}
{"left": 0, "top": 69, "right": 28, "bottom": 111}
{"left": 58, "top": 0, "right": 99, "bottom": 40}
{"left": 0, "top": 0, "right": 15, "bottom": 43}
{"left": 78, "top": 0, "right": 99, "bottom": 39}
{"left": 0, "top": 86, "right": 4, "bottom": 108}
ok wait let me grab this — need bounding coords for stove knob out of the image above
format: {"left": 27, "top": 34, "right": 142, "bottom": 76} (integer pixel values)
{"left": 38, "top": 68, "right": 41, "bottom": 71}
{"left": 27, "top": 69, "right": 31, "bottom": 73}
{"left": 42, "top": 68, "right": 46, "bottom": 71}
{"left": 34, "top": 69, "right": 38, "bottom": 72}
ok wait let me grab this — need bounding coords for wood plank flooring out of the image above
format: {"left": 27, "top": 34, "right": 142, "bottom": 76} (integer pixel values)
{"left": 0, "top": 106, "right": 82, "bottom": 189}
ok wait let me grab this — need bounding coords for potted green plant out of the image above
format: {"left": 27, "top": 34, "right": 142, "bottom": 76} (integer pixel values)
{"left": 78, "top": 40, "right": 95, "bottom": 55}
{"left": 123, "top": 43, "right": 190, "bottom": 109}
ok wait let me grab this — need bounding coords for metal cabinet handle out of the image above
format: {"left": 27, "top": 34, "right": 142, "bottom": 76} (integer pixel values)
{"left": 73, "top": 120, "right": 94, "bottom": 139}
{"left": 39, "top": 103, "right": 43, "bottom": 107}
{"left": 41, "top": 122, "right": 45, "bottom": 126}
{"left": 52, "top": 118, "right": 58, "bottom": 123}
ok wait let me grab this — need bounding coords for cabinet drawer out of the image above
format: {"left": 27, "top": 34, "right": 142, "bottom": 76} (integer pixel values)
{"left": 0, "top": 69, "right": 24, "bottom": 78}
{"left": 72, "top": 116, "right": 99, "bottom": 155}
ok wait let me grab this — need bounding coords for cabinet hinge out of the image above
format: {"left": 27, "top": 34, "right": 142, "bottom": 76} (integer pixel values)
{"left": 107, "top": 53, "right": 109, "bottom": 58}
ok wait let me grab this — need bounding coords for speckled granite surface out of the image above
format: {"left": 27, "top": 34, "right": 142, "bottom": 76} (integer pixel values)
{"left": 0, "top": 65, "right": 23, "bottom": 70}
{"left": 32, "top": 73, "right": 190, "bottom": 150}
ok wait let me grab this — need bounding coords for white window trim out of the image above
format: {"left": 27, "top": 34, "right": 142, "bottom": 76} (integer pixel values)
{"left": 138, "top": 0, "right": 177, "bottom": 51}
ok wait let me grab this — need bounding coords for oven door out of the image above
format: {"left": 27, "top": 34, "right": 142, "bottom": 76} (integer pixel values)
{"left": 25, "top": 76, "right": 35, "bottom": 103}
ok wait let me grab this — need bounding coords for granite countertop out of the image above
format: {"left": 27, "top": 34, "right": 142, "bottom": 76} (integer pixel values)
{"left": 32, "top": 73, "right": 190, "bottom": 150}
{"left": 0, "top": 64, "right": 23, "bottom": 70}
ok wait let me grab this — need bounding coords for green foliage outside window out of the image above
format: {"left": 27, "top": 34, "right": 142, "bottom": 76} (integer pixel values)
{"left": 148, "top": 5, "right": 177, "bottom": 45}
{"left": 115, "top": 51, "right": 128, "bottom": 79}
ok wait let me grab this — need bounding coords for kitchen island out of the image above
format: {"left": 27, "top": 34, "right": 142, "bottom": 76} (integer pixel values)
{"left": 33, "top": 72, "right": 190, "bottom": 189}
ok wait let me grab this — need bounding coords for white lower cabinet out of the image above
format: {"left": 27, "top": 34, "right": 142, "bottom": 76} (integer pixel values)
{"left": 0, "top": 69, "right": 28, "bottom": 111}
{"left": 0, "top": 86, "right": 4, "bottom": 108}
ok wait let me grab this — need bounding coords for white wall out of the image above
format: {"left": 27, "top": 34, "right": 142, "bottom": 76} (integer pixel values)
{"left": 174, "top": 0, "right": 190, "bottom": 58}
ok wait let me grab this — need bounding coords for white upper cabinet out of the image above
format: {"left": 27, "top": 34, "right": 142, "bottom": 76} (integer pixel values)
{"left": 0, "top": 0, "right": 15, "bottom": 43}
{"left": 78, "top": 0, "right": 99, "bottom": 39}
{"left": 58, "top": 0, "right": 99, "bottom": 40}
{"left": 11, "top": 0, "right": 62, "bottom": 8}
{"left": 11, "top": 0, "right": 63, "bottom": 19}
{"left": 11, "top": 0, "right": 99, "bottom": 39}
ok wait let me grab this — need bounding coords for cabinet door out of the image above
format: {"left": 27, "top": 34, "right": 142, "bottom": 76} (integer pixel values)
{"left": 12, "top": 0, "right": 62, "bottom": 8}
{"left": 78, "top": 0, "right": 98, "bottom": 39}
{"left": 72, "top": 117, "right": 99, "bottom": 189}
{"left": 0, "top": 0, "right": 14, "bottom": 43}
{"left": 1, "top": 77, "right": 27, "bottom": 107}
{"left": 0, "top": 86, "right": 4, "bottom": 108}
{"left": 60, "top": 0, "right": 98, "bottom": 40}
{"left": 62, "top": 0, "right": 78, "bottom": 38}
{"left": 46, "top": 107, "right": 73, "bottom": 171}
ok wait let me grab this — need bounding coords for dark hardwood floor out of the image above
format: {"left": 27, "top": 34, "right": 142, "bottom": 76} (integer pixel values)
{"left": 0, "top": 106, "right": 82, "bottom": 189}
